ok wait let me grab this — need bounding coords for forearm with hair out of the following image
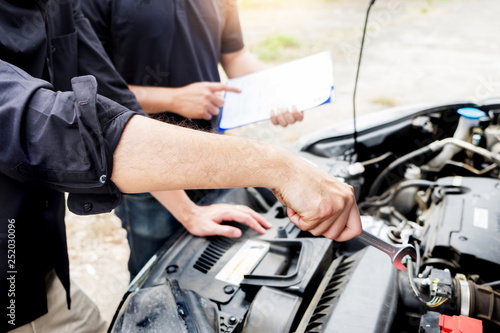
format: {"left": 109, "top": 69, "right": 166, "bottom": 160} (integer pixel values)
{"left": 128, "top": 85, "right": 176, "bottom": 114}
{"left": 128, "top": 85, "right": 184, "bottom": 114}
{"left": 111, "top": 115, "right": 290, "bottom": 193}
{"left": 150, "top": 190, "right": 196, "bottom": 223}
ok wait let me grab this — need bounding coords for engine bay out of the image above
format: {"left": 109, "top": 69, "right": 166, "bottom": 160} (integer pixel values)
{"left": 110, "top": 101, "right": 500, "bottom": 332}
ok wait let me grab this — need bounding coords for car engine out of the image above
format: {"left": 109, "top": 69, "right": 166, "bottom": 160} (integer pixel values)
{"left": 110, "top": 102, "right": 500, "bottom": 332}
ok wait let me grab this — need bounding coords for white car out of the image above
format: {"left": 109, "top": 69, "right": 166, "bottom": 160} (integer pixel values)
{"left": 110, "top": 98, "right": 500, "bottom": 333}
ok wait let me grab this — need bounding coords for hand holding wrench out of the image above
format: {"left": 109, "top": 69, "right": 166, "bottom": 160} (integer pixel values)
{"left": 357, "top": 230, "right": 417, "bottom": 270}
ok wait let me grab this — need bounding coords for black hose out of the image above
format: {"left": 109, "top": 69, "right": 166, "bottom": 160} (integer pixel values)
{"left": 406, "top": 260, "right": 431, "bottom": 304}
{"left": 368, "top": 145, "right": 436, "bottom": 196}
{"left": 362, "top": 179, "right": 436, "bottom": 210}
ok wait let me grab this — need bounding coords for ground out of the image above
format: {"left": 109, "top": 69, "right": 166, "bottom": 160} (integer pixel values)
{"left": 67, "top": 0, "right": 500, "bottom": 326}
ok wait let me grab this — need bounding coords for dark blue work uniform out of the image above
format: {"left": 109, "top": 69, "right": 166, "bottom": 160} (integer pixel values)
{"left": 81, "top": 0, "right": 245, "bottom": 279}
{"left": 83, "top": 0, "right": 245, "bottom": 130}
{"left": 0, "top": 0, "right": 143, "bottom": 330}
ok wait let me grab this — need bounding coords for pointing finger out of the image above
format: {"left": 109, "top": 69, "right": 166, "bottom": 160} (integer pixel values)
{"left": 208, "top": 82, "right": 241, "bottom": 93}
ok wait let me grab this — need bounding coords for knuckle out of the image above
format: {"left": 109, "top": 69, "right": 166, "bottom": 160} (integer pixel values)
{"left": 296, "top": 217, "right": 314, "bottom": 231}
{"left": 318, "top": 204, "right": 334, "bottom": 219}
{"left": 344, "top": 192, "right": 354, "bottom": 206}
{"left": 309, "top": 229, "right": 321, "bottom": 236}
{"left": 334, "top": 195, "right": 346, "bottom": 210}
{"left": 325, "top": 230, "right": 340, "bottom": 240}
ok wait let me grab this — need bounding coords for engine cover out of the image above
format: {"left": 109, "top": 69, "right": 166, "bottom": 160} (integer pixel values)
{"left": 421, "top": 177, "right": 500, "bottom": 276}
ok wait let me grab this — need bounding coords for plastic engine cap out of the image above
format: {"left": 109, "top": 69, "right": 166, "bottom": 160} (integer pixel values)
{"left": 439, "top": 314, "right": 482, "bottom": 333}
{"left": 457, "top": 107, "right": 486, "bottom": 119}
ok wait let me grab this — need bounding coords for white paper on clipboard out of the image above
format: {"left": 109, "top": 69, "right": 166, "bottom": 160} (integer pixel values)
{"left": 219, "top": 51, "right": 335, "bottom": 131}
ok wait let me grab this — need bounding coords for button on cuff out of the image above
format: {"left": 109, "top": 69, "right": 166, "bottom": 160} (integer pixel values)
{"left": 83, "top": 202, "right": 93, "bottom": 213}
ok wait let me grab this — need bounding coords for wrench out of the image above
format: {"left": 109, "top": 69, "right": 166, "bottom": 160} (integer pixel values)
{"left": 357, "top": 230, "right": 417, "bottom": 270}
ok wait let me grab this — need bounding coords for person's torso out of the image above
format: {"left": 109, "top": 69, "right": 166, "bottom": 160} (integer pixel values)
{"left": 107, "top": 0, "right": 230, "bottom": 87}
{"left": 0, "top": 0, "right": 79, "bottom": 90}
{"left": 91, "top": 0, "right": 240, "bottom": 130}
{"left": 0, "top": 1, "right": 86, "bottom": 329}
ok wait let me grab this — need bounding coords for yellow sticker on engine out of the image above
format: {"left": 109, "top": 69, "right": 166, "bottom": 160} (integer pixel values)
{"left": 215, "top": 240, "right": 269, "bottom": 285}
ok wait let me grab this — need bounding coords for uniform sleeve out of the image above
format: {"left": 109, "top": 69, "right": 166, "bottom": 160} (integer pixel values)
{"left": 73, "top": 1, "right": 145, "bottom": 113}
{"left": 221, "top": 0, "right": 245, "bottom": 54}
{"left": 80, "top": 0, "right": 112, "bottom": 49}
{"left": 0, "top": 60, "right": 141, "bottom": 215}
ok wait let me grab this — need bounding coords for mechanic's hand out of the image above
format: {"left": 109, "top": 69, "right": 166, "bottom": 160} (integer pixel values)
{"left": 270, "top": 105, "right": 304, "bottom": 127}
{"left": 272, "top": 157, "right": 361, "bottom": 242}
{"left": 172, "top": 82, "right": 241, "bottom": 120}
{"left": 181, "top": 203, "right": 271, "bottom": 238}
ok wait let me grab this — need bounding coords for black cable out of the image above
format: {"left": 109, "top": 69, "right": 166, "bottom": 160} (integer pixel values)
{"left": 407, "top": 260, "right": 431, "bottom": 304}
{"left": 352, "top": 0, "right": 377, "bottom": 155}
{"left": 361, "top": 179, "right": 436, "bottom": 210}
{"left": 368, "top": 144, "right": 435, "bottom": 196}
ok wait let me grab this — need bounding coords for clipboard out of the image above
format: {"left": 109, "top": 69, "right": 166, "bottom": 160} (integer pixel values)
{"left": 218, "top": 51, "right": 335, "bottom": 132}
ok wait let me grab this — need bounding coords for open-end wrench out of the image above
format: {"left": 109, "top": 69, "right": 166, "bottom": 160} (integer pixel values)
{"left": 357, "top": 230, "right": 417, "bottom": 270}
